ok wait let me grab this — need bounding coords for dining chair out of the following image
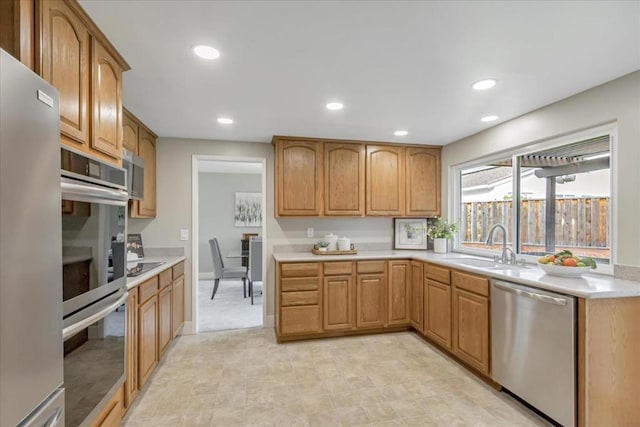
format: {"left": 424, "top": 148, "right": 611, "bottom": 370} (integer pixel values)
{"left": 247, "top": 237, "right": 262, "bottom": 305}
{"left": 209, "top": 238, "right": 248, "bottom": 300}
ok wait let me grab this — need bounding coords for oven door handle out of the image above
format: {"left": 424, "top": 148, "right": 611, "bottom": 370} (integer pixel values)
{"left": 61, "top": 177, "right": 129, "bottom": 204}
{"left": 63, "top": 291, "right": 128, "bottom": 340}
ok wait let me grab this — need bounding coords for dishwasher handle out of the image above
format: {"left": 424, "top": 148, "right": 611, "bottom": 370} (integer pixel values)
{"left": 493, "top": 282, "right": 568, "bottom": 306}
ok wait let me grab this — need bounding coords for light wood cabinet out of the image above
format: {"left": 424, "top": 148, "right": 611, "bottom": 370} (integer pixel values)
{"left": 172, "top": 276, "right": 185, "bottom": 338}
{"left": 405, "top": 147, "right": 441, "bottom": 217}
{"left": 424, "top": 279, "right": 452, "bottom": 349}
{"left": 125, "top": 109, "right": 158, "bottom": 218}
{"left": 138, "top": 294, "right": 157, "bottom": 389}
{"left": 275, "top": 139, "right": 323, "bottom": 216}
{"left": 0, "top": 0, "right": 36, "bottom": 69}
{"left": 323, "top": 275, "right": 354, "bottom": 331}
{"left": 451, "top": 271, "right": 489, "bottom": 375}
{"left": 124, "top": 288, "right": 138, "bottom": 411}
{"left": 356, "top": 273, "right": 386, "bottom": 328}
{"left": 90, "top": 385, "right": 123, "bottom": 427}
{"left": 387, "top": 260, "right": 410, "bottom": 325}
{"left": 277, "top": 262, "right": 322, "bottom": 337}
{"left": 409, "top": 261, "right": 424, "bottom": 330}
{"left": 366, "top": 145, "right": 405, "bottom": 216}
{"left": 91, "top": 38, "right": 123, "bottom": 161}
{"left": 122, "top": 106, "right": 139, "bottom": 152}
{"left": 158, "top": 284, "right": 172, "bottom": 358}
{"left": 324, "top": 142, "right": 365, "bottom": 216}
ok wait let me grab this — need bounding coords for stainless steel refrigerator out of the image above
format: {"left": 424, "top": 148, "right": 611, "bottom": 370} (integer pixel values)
{"left": 0, "top": 49, "right": 65, "bottom": 426}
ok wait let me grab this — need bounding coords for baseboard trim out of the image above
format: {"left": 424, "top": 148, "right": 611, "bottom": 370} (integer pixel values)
{"left": 199, "top": 272, "right": 215, "bottom": 280}
{"left": 264, "top": 315, "right": 275, "bottom": 327}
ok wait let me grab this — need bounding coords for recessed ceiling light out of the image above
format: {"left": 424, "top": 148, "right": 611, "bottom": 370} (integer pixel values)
{"left": 193, "top": 45, "right": 220, "bottom": 60}
{"left": 217, "top": 117, "right": 233, "bottom": 124}
{"left": 481, "top": 115, "right": 499, "bottom": 122}
{"left": 472, "top": 79, "right": 496, "bottom": 90}
{"left": 325, "top": 102, "right": 344, "bottom": 110}
{"left": 394, "top": 130, "right": 408, "bottom": 136}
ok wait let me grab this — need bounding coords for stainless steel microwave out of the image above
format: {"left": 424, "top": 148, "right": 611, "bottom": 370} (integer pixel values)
{"left": 122, "top": 149, "right": 144, "bottom": 200}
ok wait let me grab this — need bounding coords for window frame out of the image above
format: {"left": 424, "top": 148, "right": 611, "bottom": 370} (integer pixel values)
{"left": 450, "top": 123, "right": 617, "bottom": 275}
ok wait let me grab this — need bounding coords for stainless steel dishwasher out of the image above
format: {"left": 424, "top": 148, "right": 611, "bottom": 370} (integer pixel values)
{"left": 491, "top": 280, "right": 576, "bottom": 427}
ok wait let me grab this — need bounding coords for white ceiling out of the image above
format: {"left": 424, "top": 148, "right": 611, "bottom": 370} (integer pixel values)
{"left": 198, "top": 160, "right": 262, "bottom": 174}
{"left": 80, "top": 1, "right": 640, "bottom": 146}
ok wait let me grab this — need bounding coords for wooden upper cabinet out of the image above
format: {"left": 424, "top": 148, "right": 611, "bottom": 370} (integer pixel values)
{"left": 366, "top": 145, "right": 405, "bottom": 216}
{"left": 134, "top": 127, "right": 157, "bottom": 218}
{"left": 405, "top": 147, "right": 441, "bottom": 217}
{"left": 275, "top": 139, "right": 323, "bottom": 216}
{"left": 91, "top": 39, "right": 123, "bottom": 161}
{"left": 324, "top": 143, "right": 365, "bottom": 216}
{"left": 122, "top": 109, "right": 139, "bottom": 153}
{"left": 39, "top": 0, "right": 89, "bottom": 147}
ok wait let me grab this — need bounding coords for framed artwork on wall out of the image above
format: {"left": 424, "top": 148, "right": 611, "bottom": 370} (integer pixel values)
{"left": 234, "top": 192, "right": 262, "bottom": 227}
{"left": 394, "top": 218, "right": 428, "bottom": 250}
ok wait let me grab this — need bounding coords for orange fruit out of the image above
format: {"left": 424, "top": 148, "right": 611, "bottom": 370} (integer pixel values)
{"left": 563, "top": 258, "right": 578, "bottom": 267}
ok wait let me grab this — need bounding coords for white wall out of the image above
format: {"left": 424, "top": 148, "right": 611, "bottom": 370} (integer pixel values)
{"left": 198, "top": 172, "right": 261, "bottom": 273}
{"left": 442, "top": 70, "right": 640, "bottom": 267}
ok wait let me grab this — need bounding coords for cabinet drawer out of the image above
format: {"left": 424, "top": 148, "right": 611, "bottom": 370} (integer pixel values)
{"left": 281, "top": 277, "right": 319, "bottom": 292}
{"left": 159, "top": 268, "right": 172, "bottom": 289}
{"left": 280, "top": 263, "right": 320, "bottom": 278}
{"left": 281, "top": 305, "right": 321, "bottom": 334}
{"left": 138, "top": 276, "right": 158, "bottom": 303}
{"left": 172, "top": 261, "right": 184, "bottom": 279}
{"left": 452, "top": 271, "right": 489, "bottom": 297}
{"left": 425, "top": 263, "right": 450, "bottom": 284}
{"left": 324, "top": 261, "right": 354, "bottom": 276}
{"left": 282, "top": 291, "right": 319, "bottom": 306}
{"left": 357, "top": 260, "right": 386, "bottom": 274}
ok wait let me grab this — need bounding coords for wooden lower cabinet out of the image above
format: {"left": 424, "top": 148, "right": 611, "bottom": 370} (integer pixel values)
{"left": 124, "top": 288, "right": 138, "bottom": 411}
{"left": 172, "top": 276, "right": 185, "bottom": 338}
{"left": 356, "top": 274, "right": 386, "bottom": 328}
{"left": 281, "top": 305, "right": 322, "bottom": 335}
{"left": 424, "top": 279, "right": 452, "bottom": 349}
{"left": 452, "top": 287, "right": 489, "bottom": 375}
{"left": 323, "top": 275, "right": 354, "bottom": 330}
{"left": 409, "top": 261, "right": 424, "bottom": 330}
{"left": 158, "top": 285, "right": 172, "bottom": 357}
{"left": 387, "top": 260, "right": 410, "bottom": 325}
{"left": 138, "top": 295, "right": 158, "bottom": 389}
{"left": 91, "top": 385, "right": 123, "bottom": 427}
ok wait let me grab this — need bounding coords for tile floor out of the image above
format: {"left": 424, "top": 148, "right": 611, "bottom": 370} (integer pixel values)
{"left": 198, "top": 279, "right": 262, "bottom": 332}
{"left": 123, "top": 328, "right": 550, "bottom": 426}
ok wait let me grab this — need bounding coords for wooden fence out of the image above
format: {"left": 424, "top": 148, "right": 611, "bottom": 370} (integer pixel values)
{"left": 461, "top": 197, "right": 609, "bottom": 248}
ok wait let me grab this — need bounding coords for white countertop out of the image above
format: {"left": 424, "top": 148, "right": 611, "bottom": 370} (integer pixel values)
{"left": 126, "top": 256, "right": 185, "bottom": 290}
{"left": 273, "top": 250, "right": 640, "bottom": 299}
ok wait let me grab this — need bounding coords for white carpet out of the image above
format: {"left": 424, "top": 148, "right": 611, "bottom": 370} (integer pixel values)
{"left": 197, "top": 279, "right": 262, "bottom": 332}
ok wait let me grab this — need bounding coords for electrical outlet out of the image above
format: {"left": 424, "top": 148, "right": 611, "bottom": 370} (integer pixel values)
{"left": 307, "top": 227, "right": 314, "bottom": 238}
{"left": 180, "top": 229, "right": 189, "bottom": 241}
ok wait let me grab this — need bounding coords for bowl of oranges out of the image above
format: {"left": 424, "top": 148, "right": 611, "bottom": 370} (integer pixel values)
{"left": 537, "top": 250, "right": 596, "bottom": 277}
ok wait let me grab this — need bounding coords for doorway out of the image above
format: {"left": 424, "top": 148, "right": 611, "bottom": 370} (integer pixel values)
{"left": 191, "top": 155, "right": 267, "bottom": 333}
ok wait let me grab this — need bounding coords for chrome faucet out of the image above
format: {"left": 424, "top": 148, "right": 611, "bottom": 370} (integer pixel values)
{"left": 486, "top": 224, "right": 516, "bottom": 264}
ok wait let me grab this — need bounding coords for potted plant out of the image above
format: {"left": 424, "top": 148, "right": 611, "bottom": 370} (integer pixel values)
{"left": 316, "top": 241, "right": 330, "bottom": 252}
{"left": 426, "top": 218, "right": 459, "bottom": 253}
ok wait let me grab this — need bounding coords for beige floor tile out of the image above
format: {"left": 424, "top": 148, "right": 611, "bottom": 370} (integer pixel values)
{"left": 333, "top": 406, "right": 370, "bottom": 426}
{"left": 361, "top": 402, "right": 399, "bottom": 423}
{"left": 210, "top": 406, "right": 245, "bottom": 426}
{"left": 300, "top": 393, "right": 334, "bottom": 412}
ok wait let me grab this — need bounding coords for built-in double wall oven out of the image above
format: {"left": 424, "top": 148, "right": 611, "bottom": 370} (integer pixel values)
{"left": 60, "top": 147, "right": 129, "bottom": 427}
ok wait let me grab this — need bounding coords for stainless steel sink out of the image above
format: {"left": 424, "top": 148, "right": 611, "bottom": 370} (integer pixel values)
{"left": 442, "top": 257, "right": 528, "bottom": 270}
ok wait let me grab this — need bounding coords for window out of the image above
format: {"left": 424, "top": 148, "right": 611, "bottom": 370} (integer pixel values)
{"left": 455, "top": 131, "right": 612, "bottom": 268}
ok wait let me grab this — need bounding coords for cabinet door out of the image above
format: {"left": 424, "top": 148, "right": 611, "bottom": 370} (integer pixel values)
{"left": 366, "top": 145, "right": 405, "bottom": 216}
{"left": 276, "top": 140, "right": 323, "bottom": 216}
{"left": 323, "top": 275, "right": 354, "bottom": 331}
{"left": 425, "top": 280, "right": 452, "bottom": 349}
{"left": 324, "top": 143, "right": 365, "bottom": 216}
{"left": 387, "top": 260, "right": 410, "bottom": 325}
{"left": 138, "top": 295, "right": 157, "bottom": 389}
{"left": 40, "top": 0, "right": 89, "bottom": 147}
{"left": 134, "top": 128, "right": 157, "bottom": 217}
{"left": 405, "top": 147, "right": 440, "bottom": 216}
{"left": 409, "top": 261, "right": 424, "bottom": 330}
{"left": 124, "top": 288, "right": 138, "bottom": 410}
{"left": 90, "top": 386, "right": 123, "bottom": 427}
{"left": 452, "top": 287, "right": 489, "bottom": 375}
{"left": 122, "top": 109, "right": 139, "bottom": 153}
{"left": 172, "top": 276, "right": 185, "bottom": 338}
{"left": 158, "top": 285, "right": 172, "bottom": 358}
{"left": 356, "top": 274, "right": 386, "bottom": 328}
{"left": 91, "top": 39, "right": 123, "bottom": 162}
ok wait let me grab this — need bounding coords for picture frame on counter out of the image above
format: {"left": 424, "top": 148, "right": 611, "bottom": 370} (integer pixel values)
{"left": 394, "top": 218, "right": 428, "bottom": 250}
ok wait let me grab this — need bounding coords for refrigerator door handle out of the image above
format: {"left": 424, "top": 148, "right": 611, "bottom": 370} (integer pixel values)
{"left": 42, "top": 408, "right": 63, "bottom": 427}
{"left": 63, "top": 291, "right": 128, "bottom": 340}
